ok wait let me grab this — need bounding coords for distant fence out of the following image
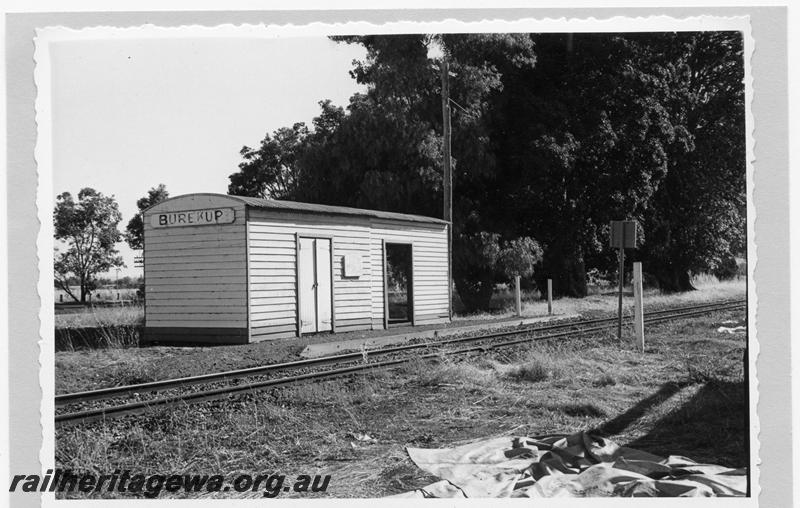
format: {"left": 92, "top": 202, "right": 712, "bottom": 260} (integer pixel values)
{"left": 55, "top": 287, "right": 140, "bottom": 305}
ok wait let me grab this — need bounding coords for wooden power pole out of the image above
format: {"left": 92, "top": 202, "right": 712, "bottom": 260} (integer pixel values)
{"left": 441, "top": 59, "right": 453, "bottom": 320}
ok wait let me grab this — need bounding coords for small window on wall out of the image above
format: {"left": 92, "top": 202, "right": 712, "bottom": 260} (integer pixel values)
{"left": 385, "top": 243, "right": 413, "bottom": 325}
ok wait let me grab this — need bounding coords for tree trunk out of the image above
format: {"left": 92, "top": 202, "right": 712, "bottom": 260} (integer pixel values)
{"left": 55, "top": 280, "right": 81, "bottom": 303}
{"left": 537, "top": 243, "right": 587, "bottom": 298}
{"left": 650, "top": 264, "right": 696, "bottom": 292}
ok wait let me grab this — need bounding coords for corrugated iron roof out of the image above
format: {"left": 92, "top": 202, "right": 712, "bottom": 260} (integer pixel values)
{"left": 234, "top": 195, "right": 449, "bottom": 225}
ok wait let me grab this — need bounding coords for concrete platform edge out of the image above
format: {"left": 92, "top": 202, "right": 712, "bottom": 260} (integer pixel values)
{"left": 300, "top": 313, "right": 580, "bottom": 358}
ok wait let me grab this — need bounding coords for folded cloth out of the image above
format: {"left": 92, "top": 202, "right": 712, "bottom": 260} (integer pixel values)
{"left": 390, "top": 432, "right": 747, "bottom": 498}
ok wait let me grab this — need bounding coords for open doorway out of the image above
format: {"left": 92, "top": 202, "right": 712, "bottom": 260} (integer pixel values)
{"left": 385, "top": 243, "right": 413, "bottom": 326}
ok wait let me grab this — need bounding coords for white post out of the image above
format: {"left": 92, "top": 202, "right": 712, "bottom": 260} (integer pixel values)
{"left": 515, "top": 275, "right": 522, "bottom": 317}
{"left": 547, "top": 279, "right": 553, "bottom": 315}
{"left": 617, "top": 231, "right": 625, "bottom": 340}
{"left": 633, "top": 262, "right": 644, "bottom": 351}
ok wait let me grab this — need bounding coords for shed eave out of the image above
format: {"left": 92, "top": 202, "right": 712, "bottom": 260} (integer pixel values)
{"left": 244, "top": 203, "right": 449, "bottom": 226}
{"left": 143, "top": 193, "right": 449, "bottom": 225}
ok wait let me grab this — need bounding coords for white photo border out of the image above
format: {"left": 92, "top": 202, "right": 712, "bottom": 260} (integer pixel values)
{"left": 33, "top": 14, "right": 757, "bottom": 508}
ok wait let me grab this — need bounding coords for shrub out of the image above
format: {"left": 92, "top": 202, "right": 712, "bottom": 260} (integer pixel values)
{"left": 454, "top": 232, "right": 543, "bottom": 312}
{"left": 713, "top": 256, "right": 740, "bottom": 281}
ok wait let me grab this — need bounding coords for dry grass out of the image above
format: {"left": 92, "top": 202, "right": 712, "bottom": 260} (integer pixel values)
{"left": 592, "top": 373, "right": 617, "bottom": 387}
{"left": 415, "top": 359, "right": 499, "bottom": 389}
{"left": 54, "top": 277, "right": 744, "bottom": 398}
{"left": 55, "top": 352, "right": 162, "bottom": 393}
{"left": 55, "top": 304, "right": 144, "bottom": 330}
{"left": 455, "top": 275, "right": 745, "bottom": 322}
{"left": 54, "top": 304, "right": 143, "bottom": 351}
{"left": 494, "top": 351, "right": 566, "bottom": 383}
{"left": 55, "top": 307, "right": 748, "bottom": 499}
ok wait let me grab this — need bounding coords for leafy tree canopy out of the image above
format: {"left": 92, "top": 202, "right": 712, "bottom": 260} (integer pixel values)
{"left": 54, "top": 188, "right": 124, "bottom": 303}
{"left": 228, "top": 31, "right": 746, "bottom": 307}
{"left": 637, "top": 32, "right": 746, "bottom": 291}
{"left": 228, "top": 124, "right": 309, "bottom": 199}
{"left": 125, "top": 184, "right": 170, "bottom": 250}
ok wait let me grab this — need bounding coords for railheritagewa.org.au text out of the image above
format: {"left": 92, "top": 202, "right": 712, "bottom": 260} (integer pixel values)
{"left": 9, "top": 469, "right": 331, "bottom": 498}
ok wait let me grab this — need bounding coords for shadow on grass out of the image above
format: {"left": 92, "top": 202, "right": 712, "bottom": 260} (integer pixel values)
{"left": 591, "top": 380, "right": 690, "bottom": 436}
{"left": 626, "top": 380, "right": 747, "bottom": 468}
{"left": 592, "top": 379, "right": 747, "bottom": 468}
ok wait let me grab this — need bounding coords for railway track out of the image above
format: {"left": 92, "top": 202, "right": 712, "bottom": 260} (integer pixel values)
{"left": 55, "top": 299, "right": 745, "bottom": 427}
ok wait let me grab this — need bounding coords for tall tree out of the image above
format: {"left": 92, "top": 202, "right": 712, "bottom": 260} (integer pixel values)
{"left": 298, "top": 35, "right": 444, "bottom": 215}
{"left": 228, "top": 123, "right": 309, "bottom": 199}
{"left": 440, "top": 34, "right": 539, "bottom": 308}
{"left": 125, "top": 184, "right": 170, "bottom": 250}
{"left": 54, "top": 188, "right": 124, "bottom": 303}
{"left": 228, "top": 32, "right": 745, "bottom": 306}
{"left": 481, "top": 33, "right": 686, "bottom": 297}
{"left": 229, "top": 35, "right": 447, "bottom": 218}
{"left": 639, "top": 31, "right": 746, "bottom": 291}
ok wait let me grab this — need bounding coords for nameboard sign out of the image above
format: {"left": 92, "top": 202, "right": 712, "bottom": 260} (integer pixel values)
{"left": 151, "top": 208, "right": 235, "bottom": 228}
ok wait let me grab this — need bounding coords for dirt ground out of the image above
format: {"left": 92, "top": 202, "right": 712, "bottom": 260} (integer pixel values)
{"left": 55, "top": 309, "right": 749, "bottom": 499}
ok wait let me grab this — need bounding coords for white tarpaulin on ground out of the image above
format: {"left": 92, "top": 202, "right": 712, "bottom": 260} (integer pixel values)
{"left": 391, "top": 432, "right": 747, "bottom": 498}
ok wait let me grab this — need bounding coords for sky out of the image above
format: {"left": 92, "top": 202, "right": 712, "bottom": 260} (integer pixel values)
{"left": 51, "top": 36, "right": 367, "bottom": 277}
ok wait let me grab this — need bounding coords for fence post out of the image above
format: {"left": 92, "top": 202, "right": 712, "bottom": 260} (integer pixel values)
{"left": 633, "top": 262, "right": 644, "bottom": 351}
{"left": 547, "top": 279, "right": 553, "bottom": 315}
{"left": 515, "top": 275, "right": 522, "bottom": 317}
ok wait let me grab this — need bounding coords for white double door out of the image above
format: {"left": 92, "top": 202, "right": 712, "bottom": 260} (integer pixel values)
{"left": 298, "top": 237, "right": 332, "bottom": 334}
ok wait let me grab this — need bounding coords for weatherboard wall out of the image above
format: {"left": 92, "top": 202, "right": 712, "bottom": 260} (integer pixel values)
{"left": 143, "top": 194, "right": 249, "bottom": 344}
{"left": 142, "top": 193, "right": 450, "bottom": 345}
{"left": 246, "top": 210, "right": 374, "bottom": 340}
{"left": 247, "top": 210, "right": 449, "bottom": 339}
{"left": 369, "top": 219, "right": 450, "bottom": 327}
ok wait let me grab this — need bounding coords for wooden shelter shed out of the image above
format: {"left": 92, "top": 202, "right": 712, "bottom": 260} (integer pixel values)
{"left": 142, "top": 193, "right": 451, "bottom": 345}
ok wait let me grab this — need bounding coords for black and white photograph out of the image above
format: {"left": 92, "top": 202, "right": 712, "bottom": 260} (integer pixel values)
{"left": 3, "top": 6, "right": 793, "bottom": 506}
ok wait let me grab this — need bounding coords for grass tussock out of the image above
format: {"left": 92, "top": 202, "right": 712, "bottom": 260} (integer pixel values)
{"left": 592, "top": 373, "right": 617, "bottom": 387}
{"left": 55, "top": 303, "right": 144, "bottom": 351}
{"left": 105, "top": 359, "right": 159, "bottom": 386}
{"left": 405, "top": 348, "right": 570, "bottom": 388}
{"left": 560, "top": 403, "right": 607, "bottom": 418}
{"left": 500, "top": 352, "right": 564, "bottom": 383}
{"left": 415, "top": 359, "right": 498, "bottom": 389}
{"left": 56, "top": 325, "right": 141, "bottom": 351}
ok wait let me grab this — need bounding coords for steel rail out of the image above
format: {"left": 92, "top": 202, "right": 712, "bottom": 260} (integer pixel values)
{"left": 56, "top": 301, "right": 745, "bottom": 427}
{"left": 55, "top": 299, "right": 743, "bottom": 406}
